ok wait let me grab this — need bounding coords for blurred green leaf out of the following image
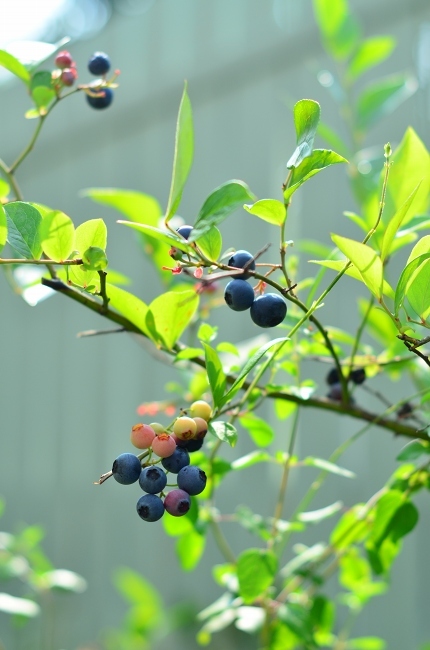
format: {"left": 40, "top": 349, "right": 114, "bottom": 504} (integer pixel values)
{"left": 313, "top": 0, "right": 361, "bottom": 60}
{"left": 196, "top": 227, "right": 222, "bottom": 261}
{"left": 209, "top": 421, "right": 238, "bottom": 447}
{"left": 368, "top": 490, "right": 404, "bottom": 547}
{"left": 219, "top": 337, "right": 289, "bottom": 407}
{"left": 347, "top": 36, "right": 395, "bottom": 81}
{"left": 39, "top": 210, "right": 74, "bottom": 262}
{"left": 165, "top": 83, "right": 193, "bottom": 222}
{"left": 239, "top": 413, "right": 275, "bottom": 447}
{"left": 287, "top": 100, "right": 321, "bottom": 168}
{"left": 347, "top": 638, "right": 386, "bottom": 650}
{"left": 356, "top": 74, "right": 418, "bottom": 132}
{"left": 304, "top": 456, "right": 355, "bottom": 478}
{"left": 284, "top": 150, "right": 347, "bottom": 202}
{"left": 203, "top": 343, "right": 226, "bottom": 407}
{"left": 298, "top": 501, "right": 343, "bottom": 523}
{"left": 331, "top": 235, "right": 385, "bottom": 300}
{"left": 331, "top": 506, "right": 370, "bottom": 549}
{"left": 192, "top": 180, "right": 255, "bottom": 239}
{"left": 176, "top": 529, "right": 205, "bottom": 571}
{"left": 117, "top": 221, "right": 194, "bottom": 254}
{"left": 106, "top": 284, "right": 149, "bottom": 335}
{"left": 0, "top": 593, "right": 39, "bottom": 617}
{"left": 5, "top": 38, "right": 70, "bottom": 71}
{"left": 0, "top": 205, "right": 7, "bottom": 253}
{"left": 5, "top": 202, "right": 42, "bottom": 259}
{"left": 0, "top": 50, "right": 30, "bottom": 83}
{"left": 31, "top": 86, "right": 55, "bottom": 113}
{"left": 317, "top": 121, "right": 351, "bottom": 159}
{"left": 244, "top": 198, "right": 286, "bottom": 226}
{"left": 114, "top": 567, "right": 162, "bottom": 629}
{"left": 237, "top": 548, "right": 277, "bottom": 603}
{"left": 396, "top": 439, "right": 430, "bottom": 461}
{"left": 231, "top": 450, "right": 272, "bottom": 470}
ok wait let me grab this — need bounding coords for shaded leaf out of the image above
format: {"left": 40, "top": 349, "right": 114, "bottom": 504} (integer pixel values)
{"left": 237, "top": 548, "right": 277, "bottom": 604}
{"left": 203, "top": 343, "right": 226, "bottom": 407}
{"left": 165, "top": 83, "right": 193, "bottom": 221}
{"left": 405, "top": 258, "right": 430, "bottom": 320}
{"left": 243, "top": 199, "right": 286, "bottom": 226}
{"left": 192, "top": 180, "right": 256, "bottom": 238}
{"left": 4, "top": 202, "right": 42, "bottom": 259}
{"left": 287, "top": 99, "right": 320, "bottom": 168}
{"left": 209, "top": 421, "right": 238, "bottom": 447}
{"left": 31, "top": 86, "right": 55, "bottom": 113}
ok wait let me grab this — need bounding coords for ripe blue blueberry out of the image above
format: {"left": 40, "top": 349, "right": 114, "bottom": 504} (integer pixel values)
{"left": 250, "top": 293, "right": 287, "bottom": 327}
{"left": 136, "top": 494, "right": 165, "bottom": 522}
{"left": 139, "top": 466, "right": 167, "bottom": 493}
{"left": 112, "top": 453, "right": 141, "bottom": 485}
{"left": 161, "top": 447, "right": 190, "bottom": 473}
{"left": 86, "top": 87, "right": 113, "bottom": 110}
{"left": 224, "top": 279, "right": 255, "bottom": 312}
{"left": 164, "top": 489, "right": 191, "bottom": 516}
{"left": 184, "top": 438, "right": 204, "bottom": 452}
{"left": 228, "top": 250, "right": 256, "bottom": 279}
{"left": 88, "top": 52, "right": 111, "bottom": 76}
{"left": 350, "top": 368, "right": 366, "bottom": 385}
{"left": 326, "top": 367, "right": 340, "bottom": 386}
{"left": 177, "top": 465, "right": 207, "bottom": 496}
{"left": 176, "top": 225, "right": 193, "bottom": 240}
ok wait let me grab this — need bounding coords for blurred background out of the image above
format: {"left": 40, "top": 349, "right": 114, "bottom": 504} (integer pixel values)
{"left": 0, "top": 0, "right": 430, "bottom": 648}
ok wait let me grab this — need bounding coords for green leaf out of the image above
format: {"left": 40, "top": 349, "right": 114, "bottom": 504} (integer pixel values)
{"left": 203, "top": 343, "right": 226, "bottom": 407}
{"left": 146, "top": 290, "right": 199, "bottom": 349}
{"left": 192, "top": 180, "right": 256, "bottom": 238}
{"left": 356, "top": 74, "right": 418, "bottom": 132}
{"left": 30, "top": 71, "right": 52, "bottom": 90}
{"left": 219, "top": 337, "right": 289, "bottom": 407}
{"left": 313, "top": 0, "right": 361, "bottom": 60}
{"left": 380, "top": 183, "right": 421, "bottom": 261}
{"left": 106, "top": 284, "right": 149, "bottom": 335}
{"left": 74, "top": 218, "right": 107, "bottom": 253}
{"left": 368, "top": 490, "right": 404, "bottom": 547}
{"left": 243, "top": 199, "right": 286, "bottom": 226}
{"left": 304, "top": 456, "right": 355, "bottom": 478}
{"left": 331, "top": 234, "right": 384, "bottom": 300}
{"left": 5, "top": 38, "right": 70, "bottom": 71}
{"left": 330, "top": 506, "right": 370, "bottom": 549}
{"left": 309, "top": 258, "right": 394, "bottom": 299}
{"left": 317, "top": 121, "right": 351, "bottom": 159}
{"left": 405, "top": 258, "right": 430, "bottom": 320}
{"left": 396, "top": 439, "right": 430, "bottom": 461}
{"left": 39, "top": 210, "right": 74, "bottom": 262}
{"left": 394, "top": 253, "right": 430, "bottom": 316}
{"left": 407, "top": 235, "right": 430, "bottom": 264}
{"left": 31, "top": 86, "right": 55, "bottom": 114}
{"left": 287, "top": 100, "right": 321, "bottom": 168}
{"left": 237, "top": 548, "right": 277, "bottom": 604}
{"left": 4, "top": 202, "right": 42, "bottom": 259}
{"left": 239, "top": 413, "right": 275, "bottom": 447}
{"left": 209, "top": 421, "right": 238, "bottom": 447}
{"left": 177, "top": 529, "right": 205, "bottom": 571}
{"left": 347, "top": 36, "right": 395, "bottom": 82}
{"left": 0, "top": 50, "right": 30, "bottom": 83}
{"left": 284, "top": 150, "right": 348, "bottom": 202}
{"left": 117, "top": 220, "right": 194, "bottom": 254}
{"left": 195, "top": 227, "right": 222, "bottom": 261}
{"left": 298, "top": 501, "right": 343, "bottom": 523}
{"left": 113, "top": 567, "right": 162, "bottom": 625}
{"left": 231, "top": 450, "right": 272, "bottom": 470}
{"left": 0, "top": 205, "right": 7, "bottom": 253}
{"left": 165, "top": 83, "right": 193, "bottom": 222}
{"left": 197, "top": 322, "right": 218, "bottom": 343}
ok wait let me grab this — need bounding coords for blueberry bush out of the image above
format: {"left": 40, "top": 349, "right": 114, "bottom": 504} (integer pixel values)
{"left": 1, "top": 1, "right": 430, "bottom": 648}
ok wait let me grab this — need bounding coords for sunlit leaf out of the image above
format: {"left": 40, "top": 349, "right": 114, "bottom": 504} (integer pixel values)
{"left": 0, "top": 50, "right": 30, "bottom": 83}
{"left": 313, "top": 0, "right": 361, "bottom": 60}
{"left": 239, "top": 413, "right": 275, "bottom": 447}
{"left": 5, "top": 38, "right": 70, "bottom": 70}
{"left": 192, "top": 180, "right": 256, "bottom": 239}
{"left": 405, "top": 258, "right": 430, "bottom": 320}
{"left": 39, "top": 210, "right": 74, "bottom": 262}
{"left": 284, "top": 150, "right": 348, "bottom": 202}
{"left": 287, "top": 99, "right": 321, "bottom": 168}
{"left": 347, "top": 36, "right": 395, "bottom": 81}
{"left": 209, "top": 421, "right": 238, "bottom": 447}
{"left": 0, "top": 205, "right": 7, "bottom": 253}
{"left": 394, "top": 253, "right": 430, "bottom": 316}
{"left": 304, "top": 456, "right": 355, "bottom": 478}
{"left": 0, "top": 593, "right": 39, "bottom": 617}
{"left": 195, "top": 227, "right": 222, "bottom": 261}
{"left": 243, "top": 199, "right": 286, "bottom": 226}
{"left": 106, "top": 284, "right": 149, "bottom": 335}
{"left": 165, "top": 83, "right": 193, "bottom": 222}
{"left": 380, "top": 184, "right": 421, "bottom": 261}
{"left": 203, "top": 343, "right": 226, "bottom": 407}
{"left": 331, "top": 234, "right": 384, "bottom": 300}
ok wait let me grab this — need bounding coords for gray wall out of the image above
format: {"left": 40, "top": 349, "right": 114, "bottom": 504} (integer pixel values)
{"left": 1, "top": 1, "right": 430, "bottom": 648}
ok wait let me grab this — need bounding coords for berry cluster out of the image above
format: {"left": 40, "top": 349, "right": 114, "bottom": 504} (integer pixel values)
{"left": 52, "top": 49, "right": 115, "bottom": 110}
{"left": 325, "top": 366, "right": 366, "bottom": 401}
{"left": 174, "top": 227, "right": 287, "bottom": 328}
{"left": 96, "top": 400, "right": 211, "bottom": 522}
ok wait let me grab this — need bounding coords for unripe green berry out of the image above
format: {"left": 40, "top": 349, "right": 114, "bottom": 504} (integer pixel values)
{"left": 189, "top": 400, "right": 212, "bottom": 422}
{"left": 149, "top": 422, "right": 166, "bottom": 434}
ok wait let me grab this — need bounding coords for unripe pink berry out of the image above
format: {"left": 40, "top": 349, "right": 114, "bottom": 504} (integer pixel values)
{"left": 173, "top": 416, "right": 197, "bottom": 441}
{"left": 193, "top": 417, "right": 208, "bottom": 439}
{"left": 164, "top": 489, "right": 191, "bottom": 516}
{"left": 55, "top": 50, "right": 73, "bottom": 68}
{"left": 61, "top": 67, "right": 78, "bottom": 86}
{"left": 151, "top": 433, "right": 176, "bottom": 458}
{"left": 189, "top": 400, "right": 212, "bottom": 422}
{"left": 130, "top": 423, "right": 156, "bottom": 449}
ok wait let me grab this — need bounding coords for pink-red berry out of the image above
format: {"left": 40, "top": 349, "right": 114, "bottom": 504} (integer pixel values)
{"left": 55, "top": 50, "right": 73, "bottom": 69}
{"left": 130, "top": 423, "right": 156, "bottom": 449}
{"left": 151, "top": 433, "right": 177, "bottom": 458}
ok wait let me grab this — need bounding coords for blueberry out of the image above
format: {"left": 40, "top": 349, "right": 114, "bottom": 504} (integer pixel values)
{"left": 250, "top": 293, "right": 286, "bottom": 327}
{"left": 86, "top": 87, "right": 113, "bottom": 110}
{"left": 112, "top": 453, "right": 141, "bottom": 485}
{"left": 161, "top": 447, "right": 190, "bottom": 473}
{"left": 326, "top": 367, "right": 340, "bottom": 385}
{"left": 184, "top": 438, "right": 204, "bottom": 453}
{"left": 224, "top": 279, "right": 255, "bottom": 312}
{"left": 176, "top": 225, "right": 193, "bottom": 240}
{"left": 88, "top": 51, "right": 111, "bottom": 76}
{"left": 350, "top": 368, "right": 366, "bottom": 385}
{"left": 164, "top": 489, "right": 191, "bottom": 516}
{"left": 326, "top": 383, "right": 342, "bottom": 401}
{"left": 228, "top": 250, "right": 255, "bottom": 279}
{"left": 136, "top": 494, "right": 165, "bottom": 522}
{"left": 139, "top": 466, "right": 167, "bottom": 493}
{"left": 177, "top": 465, "right": 207, "bottom": 496}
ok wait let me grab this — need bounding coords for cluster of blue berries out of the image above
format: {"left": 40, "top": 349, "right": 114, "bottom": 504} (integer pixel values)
{"left": 96, "top": 400, "right": 211, "bottom": 522}
{"left": 174, "top": 226, "right": 287, "bottom": 328}
{"left": 326, "top": 366, "right": 366, "bottom": 401}
{"left": 86, "top": 51, "right": 114, "bottom": 110}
